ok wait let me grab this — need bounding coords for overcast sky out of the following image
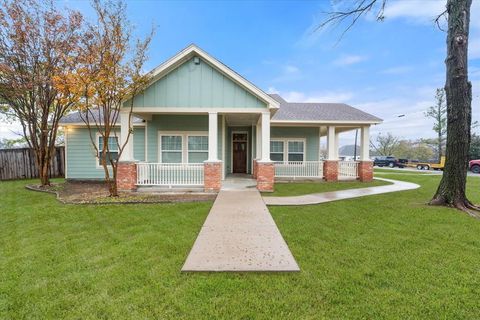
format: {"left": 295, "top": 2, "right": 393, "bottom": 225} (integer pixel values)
{"left": 1, "top": 0, "right": 479, "bottom": 147}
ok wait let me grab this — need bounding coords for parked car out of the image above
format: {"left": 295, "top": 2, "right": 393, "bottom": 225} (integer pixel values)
{"left": 469, "top": 159, "right": 480, "bottom": 173}
{"left": 373, "top": 156, "right": 404, "bottom": 168}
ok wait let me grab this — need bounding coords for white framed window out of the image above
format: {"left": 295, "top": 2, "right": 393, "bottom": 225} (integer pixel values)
{"left": 188, "top": 135, "right": 208, "bottom": 163}
{"left": 270, "top": 140, "right": 284, "bottom": 162}
{"left": 161, "top": 135, "right": 183, "bottom": 163}
{"left": 97, "top": 134, "right": 119, "bottom": 166}
{"left": 270, "top": 138, "right": 306, "bottom": 162}
{"left": 288, "top": 140, "right": 304, "bottom": 161}
{"left": 159, "top": 131, "right": 208, "bottom": 163}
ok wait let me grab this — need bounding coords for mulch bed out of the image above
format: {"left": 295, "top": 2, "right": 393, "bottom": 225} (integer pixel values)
{"left": 26, "top": 180, "right": 216, "bottom": 204}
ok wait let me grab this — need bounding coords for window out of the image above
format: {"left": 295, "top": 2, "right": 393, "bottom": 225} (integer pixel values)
{"left": 270, "top": 140, "right": 284, "bottom": 162}
{"left": 98, "top": 136, "right": 119, "bottom": 165}
{"left": 161, "top": 135, "right": 182, "bottom": 163}
{"left": 188, "top": 136, "right": 208, "bottom": 163}
{"left": 159, "top": 132, "right": 208, "bottom": 163}
{"left": 288, "top": 141, "right": 304, "bottom": 161}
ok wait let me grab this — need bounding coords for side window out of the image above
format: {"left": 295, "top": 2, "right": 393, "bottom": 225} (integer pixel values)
{"left": 98, "top": 136, "right": 119, "bottom": 165}
{"left": 287, "top": 141, "right": 304, "bottom": 162}
{"left": 270, "top": 140, "right": 284, "bottom": 161}
{"left": 161, "top": 135, "right": 183, "bottom": 163}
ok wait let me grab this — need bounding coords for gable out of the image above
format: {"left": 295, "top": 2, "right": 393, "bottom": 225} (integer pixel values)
{"left": 128, "top": 56, "right": 267, "bottom": 109}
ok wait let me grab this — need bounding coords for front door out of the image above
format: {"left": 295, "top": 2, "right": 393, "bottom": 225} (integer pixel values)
{"left": 232, "top": 133, "right": 247, "bottom": 173}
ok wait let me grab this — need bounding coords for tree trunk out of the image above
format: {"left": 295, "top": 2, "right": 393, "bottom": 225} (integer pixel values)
{"left": 430, "top": 0, "right": 475, "bottom": 214}
{"left": 438, "top": 130, "right": 442, "bottom": 161}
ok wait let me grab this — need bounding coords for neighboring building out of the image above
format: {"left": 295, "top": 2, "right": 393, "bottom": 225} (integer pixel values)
{"left": 60, "top": 45, "right": 382, "bottom": 192}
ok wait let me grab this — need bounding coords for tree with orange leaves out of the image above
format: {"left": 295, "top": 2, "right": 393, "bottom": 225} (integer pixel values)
{"left": 0, "top": 0, "right": 83, "bottom": 186}
{"left": 72, "top": 0, "right": 153, "bottom": 196}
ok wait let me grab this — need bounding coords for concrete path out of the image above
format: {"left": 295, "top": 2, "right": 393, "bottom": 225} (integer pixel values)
{"left": 263, "top": 177, "right": 420, "bottom": 206}
{"left": 182, "top": 188, "right": 300, "bottom": 272}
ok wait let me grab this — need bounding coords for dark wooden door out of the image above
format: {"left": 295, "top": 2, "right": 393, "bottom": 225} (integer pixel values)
{"left": 233, "top": 141, "right": 247, "bottom": 173}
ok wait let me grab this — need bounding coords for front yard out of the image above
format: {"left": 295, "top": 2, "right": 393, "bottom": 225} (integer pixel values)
{"left": 1, "top": 173, "right": 480, "bottom": 319}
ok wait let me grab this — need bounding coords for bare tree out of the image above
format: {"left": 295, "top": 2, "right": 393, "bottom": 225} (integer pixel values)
{"left": 425, "top": 88, "right": 447, "bottom": 162}
{"left": 70, "top": 0, "right": 152, "bottom": 196}
{"left": 0, "top": 0, "right": 83, "bottom": 186}
{"left": 370, "top": 132, "right": 399, "bottom": 156}
{"left": 318, "top": 0, "right": 477, "bottom": 216}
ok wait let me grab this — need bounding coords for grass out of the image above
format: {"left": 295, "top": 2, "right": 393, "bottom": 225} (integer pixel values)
{"left": 2, "top": 175, "right": 480, "bottom": 319}
{"left": 264, "top": 179, "right": 391, "bottom": 197}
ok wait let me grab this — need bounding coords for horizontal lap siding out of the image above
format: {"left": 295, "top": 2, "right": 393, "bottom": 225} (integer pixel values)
{"left": 271, "top": 127, "right": 320, "bottom": 161}
{"left": 66, "top": 127, "right": 145, "bottom": 180}
{"left": 127, "top": 57, "right": 267, "bottom": 109}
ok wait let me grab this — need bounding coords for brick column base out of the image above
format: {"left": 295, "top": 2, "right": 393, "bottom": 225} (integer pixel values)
{"left": 323, "top": 160, "right": 338, "bottom": 182}
{"left": 256, "top": 161, "right": 274, "bottom": 192}
{"left": 116, "top": 161, "right": 137, "bottom": 191}
{"left": 358, "top": 161, "right": 373, "bottom": 182}
{"left": 204, "top": 161, "right": 222, "bottom": 193}
{"left": 252, "top": 159, "right": 258, "bottom": 179}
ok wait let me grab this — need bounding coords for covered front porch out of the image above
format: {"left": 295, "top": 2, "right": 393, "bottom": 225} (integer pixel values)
{"left": 116, "top": 109, "right": 374, "bottom": 193}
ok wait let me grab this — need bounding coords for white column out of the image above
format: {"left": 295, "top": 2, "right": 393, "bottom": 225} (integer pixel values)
{"left": 119, "top": 111, "right": 134, "bottom": 161}
{"left": 335, "top": 131, "right": 340, "bottom": 159}
{"left": 208, "top": 112, "right": 218, "bottom": 161}
{"left": 360, "top": 125, "right": 370, "bottom": 161}
{"left": 260, "top": 112, "right": 270, "bottom": 162}
{"left": 256, "top": 118, "right": 262, "bottom": 159}
{"left": 327, "top": 126, "right": 337, "bottom": 160}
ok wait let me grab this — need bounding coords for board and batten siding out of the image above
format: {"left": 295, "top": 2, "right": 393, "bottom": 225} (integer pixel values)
{"left": 270, "top": 126, "right": 320, "bottom": 161}
{"left": 66, "top": 127, "right": 145, "bottom": 179}
{"left": 126, "top": 57, "right": 267, "bottom": 109}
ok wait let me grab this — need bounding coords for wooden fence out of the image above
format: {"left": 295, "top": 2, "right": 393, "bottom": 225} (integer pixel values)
{"left": 0, "top": 147, "right": 65, "bottom": 180}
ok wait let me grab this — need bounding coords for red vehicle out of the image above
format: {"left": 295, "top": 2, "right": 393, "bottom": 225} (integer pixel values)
{"left": 469, "top": 159, "right": 480, "bottom": 174}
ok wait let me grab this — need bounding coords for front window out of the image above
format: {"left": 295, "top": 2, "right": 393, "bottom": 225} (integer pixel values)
{"left": 188, "top": 135, "right": 208, "bottom": 163}
{"left": 288, "top": 141, "right": 304, "bottom": 161}
{"left": 161, "top": 135, "right": 183, "bottom": 163}
{"left": 270, "top": 140, "right": 284, "bottom": 162}
{"left": 98, "top": 136, "right": 119, "bottom": 165}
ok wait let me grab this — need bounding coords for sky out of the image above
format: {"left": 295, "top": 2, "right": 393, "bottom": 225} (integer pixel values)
{"left": 1, "top": 0, "right": 479, "bottom": 147}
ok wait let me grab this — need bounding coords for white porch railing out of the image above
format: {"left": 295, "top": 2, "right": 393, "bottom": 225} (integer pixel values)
{"left": 338, "top": 161, "right": 359, "bottom": 179}
{"left": 274, "top": 161, "right": 324, "bottom": 178}
{"left": 136, "top": 163, "right": 204, "bottom": 186}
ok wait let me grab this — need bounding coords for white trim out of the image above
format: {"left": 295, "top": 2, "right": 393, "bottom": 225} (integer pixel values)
{"left": 208, "top": 112, "right": 218, "bottom": 161}
{"left": 230, "top": 130, "right": 249, "bottom": 174}
{"left": 158, "top": 130, "right": 208, "bottom": 164}
{"left": 271, "top": 119, "right": 382, "bottom": 125}
{"left": 270, "top": 138, "right": 307, "bottom": 162}
{"left": 137, "top": 44, "right": 280, "bottom": 110}
{"left": 95, "top": 133, "right": 119, "bottom": 169}
{"left": 61, "top": 123, "right": 145, "bottom": 128}
{"left": 64, "top": 128, "right": 68, "bottom": 179}
{"left": 144, "top": 121, "right": 148, "bottom": 162}
{"left": 130, "top": 107, "right": 270, "bottom": 114}
{"left": 222, "top": 115, "right": 226, "bottom": 180}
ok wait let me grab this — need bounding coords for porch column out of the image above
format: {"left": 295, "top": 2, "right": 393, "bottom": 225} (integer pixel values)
{"left": 260, "top": 111, "right": 270, "bottom": 162}
{"left": 335, "top": 131, "right": 340, "bottom": 159}
{"left": 257, "top": 111, "right": 274, "bottom": 192}
{"left": 119, "top": 111, "right": 134, "bottom": 161}
{"left": 358, "top": 125, "right": 373, "bottom": 182}
{"left": 208, "top": 112, "right": 218, "bottom": 161}
{"left": 204, "top": 112, "right": 222, "bottom": 192}
{"left": 117, "top": 111, "right": 137, "bottom": 191}
{"left": 324, "top": 126, "right": 338, "bottom": 182}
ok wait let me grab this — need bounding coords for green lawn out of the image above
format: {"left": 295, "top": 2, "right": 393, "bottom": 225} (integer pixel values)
{"left": 264, "top": 179, "right": 391, "bottom": 197}
{"left": 2, "top": 175, "right": 480, "bottom": 319}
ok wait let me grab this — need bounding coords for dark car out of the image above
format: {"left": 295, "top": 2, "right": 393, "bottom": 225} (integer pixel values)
{"left": 373, "top": 156, "right": 404, "bottom": 168}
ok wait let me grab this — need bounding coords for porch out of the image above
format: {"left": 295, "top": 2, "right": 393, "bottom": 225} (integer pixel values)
{"left": 116, "top": 110, "right": 373, "bottom": 193}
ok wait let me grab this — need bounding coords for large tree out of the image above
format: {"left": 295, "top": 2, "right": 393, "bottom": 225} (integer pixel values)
{"left": 0, "top": 0, "right": 83, "bottom": 186}
{"left": 319, "top": 0, "right": 477, "bottom": 216}
{"left": 425, "top": 88, "right": 447, "bottom": 162}
{"left": 70, "top": 0, "right": 152, "bottom": 196}
{"left": 370, "top": 132, "right": 399, "bottom": 156}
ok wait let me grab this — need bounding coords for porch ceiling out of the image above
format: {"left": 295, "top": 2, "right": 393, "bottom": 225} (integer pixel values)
{"left": 224, "top": 113, "right": 260, "bottom": 126}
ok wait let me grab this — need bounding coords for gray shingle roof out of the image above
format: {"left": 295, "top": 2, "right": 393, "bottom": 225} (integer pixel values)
{"left": 60, "top": 109, "right": 144, "bottom": 124}
{"left": 270, "top": 94, "right": 382, "bottom": 123}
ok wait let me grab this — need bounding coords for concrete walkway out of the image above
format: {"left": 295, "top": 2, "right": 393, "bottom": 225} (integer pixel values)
{"left": 263, "top": 177, "right": 420, "bottom": 206}
{"left": 182, "top": 187, "right": 300, "bottom": 272}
